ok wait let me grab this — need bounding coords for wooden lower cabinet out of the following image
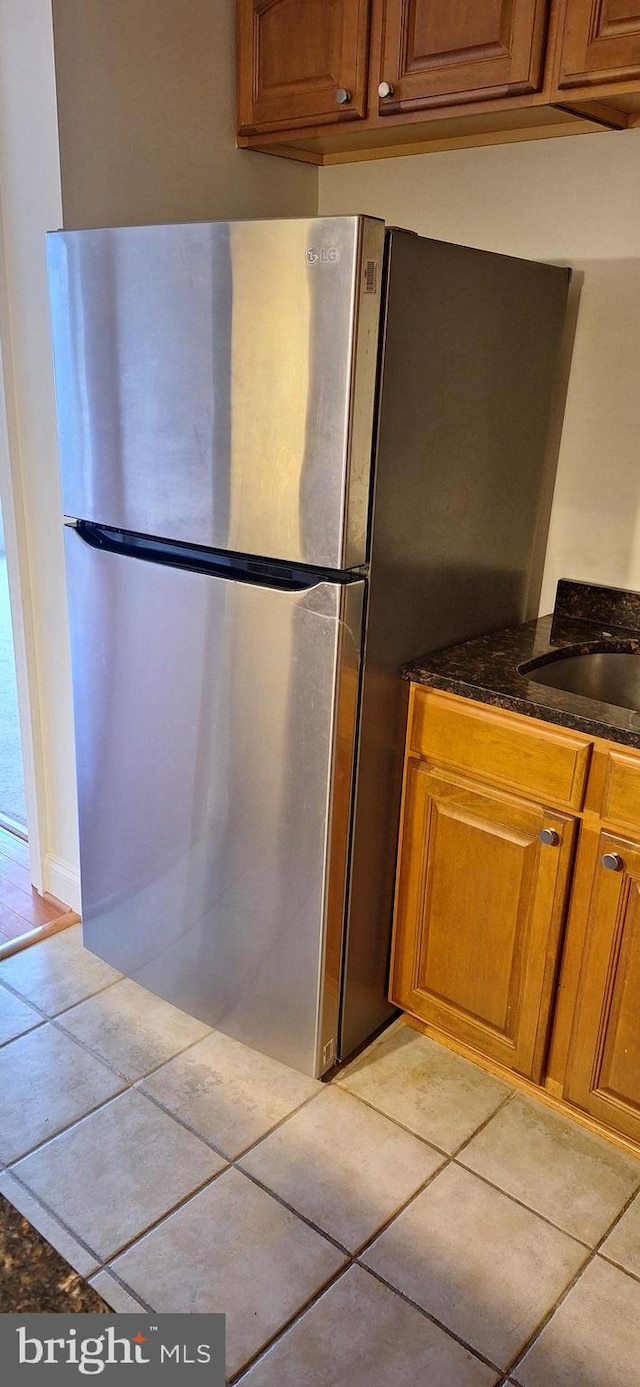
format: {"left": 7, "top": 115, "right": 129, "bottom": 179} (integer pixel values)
{"left": 563, "top": 828, "right": 640, "bottom": 1142}
{"left": 390, "top": 761, "right": 576, "bottom": 1082}
{"left": 392, "top": 686, "right": 640, "bottom": 1153}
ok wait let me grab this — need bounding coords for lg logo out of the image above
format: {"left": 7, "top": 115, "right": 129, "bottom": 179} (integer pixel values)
{"left": 305, "top": 246, "right": 340, "bottom": 265}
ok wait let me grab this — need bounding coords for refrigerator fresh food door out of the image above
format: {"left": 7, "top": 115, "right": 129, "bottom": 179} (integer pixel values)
{"left": 64, "top": 526, "right": 364, "bottom": 1077}
{"left": 48, "top": 217, "right": 384, "bottom": 570}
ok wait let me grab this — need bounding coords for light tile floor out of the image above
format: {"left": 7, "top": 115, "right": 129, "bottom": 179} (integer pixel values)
{"left": 2, "top": 926, "right": 640, "bottom": 1384}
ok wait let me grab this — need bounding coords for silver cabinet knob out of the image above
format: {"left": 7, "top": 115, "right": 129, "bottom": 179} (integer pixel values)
{"left": 539, "top": 828, "right": 560, "bottom": 846}
{"left": 335, "top": 87, "right": 352, "bottom": 105}
{"left": 378, "top": 81, "right": 395, "bottom": 99}
{"left": 602, "top": 852, "right": 624, "bottom": 871}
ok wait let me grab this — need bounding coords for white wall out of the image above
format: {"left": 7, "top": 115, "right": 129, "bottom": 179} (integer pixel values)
{"left": 319, "top": 128, "right": 640, "bottom": 613}
{"left": 0, "top": 0, "right": 74, "bottom": 904}
{"left": 0, "top": 0, "right": 316, "bottom": 911}
{"left": 52, "top": 0, "right": 317, "bottom": 229}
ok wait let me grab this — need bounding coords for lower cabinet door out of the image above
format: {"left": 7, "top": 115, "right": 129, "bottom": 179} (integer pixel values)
{"left": 564, "top": 830, "right": 640, "bottom": 1141}
{"left": 390, "top": 763, "right": 576, "bottom": 1081}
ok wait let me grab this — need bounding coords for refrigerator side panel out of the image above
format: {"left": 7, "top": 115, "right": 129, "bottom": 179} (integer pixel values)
{"left": 340, "top": 231, "right": 571, "bottom": 1059}
{"left": 64, "top": 528, "right": 364, "bottom": 1077}
{"left": 48, "top": 216, "right": 384, "bottom": 569}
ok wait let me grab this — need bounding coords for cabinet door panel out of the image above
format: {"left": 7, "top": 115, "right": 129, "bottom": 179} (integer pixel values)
{"left": 238, "top": 0, "right": 371, "bottom": 132}
{"left": 557, "top": 0, "right": 640, "bottom": 89}
{"left": 390, "top": 764, "right": 575, "bottom": 1079}
{"left": 377, "top": 0, "right": 550, "bottom": 113}
{"left": 565, "top": 832, "right": 640, "bottom": 1140}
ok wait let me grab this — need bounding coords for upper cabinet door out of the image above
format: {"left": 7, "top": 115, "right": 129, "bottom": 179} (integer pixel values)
{"left": 555, "top": 0, "right": 640, "bottom": 90}
{"left": 376, "top": 0, "right": 550, "bottom": 113}
{"left": 237, "top": 0, "right": 371, "bottom": 132}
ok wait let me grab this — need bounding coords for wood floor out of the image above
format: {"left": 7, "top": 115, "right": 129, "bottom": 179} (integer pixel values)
{"left": 0, "top": 825, "right": 75, "bottom": 952}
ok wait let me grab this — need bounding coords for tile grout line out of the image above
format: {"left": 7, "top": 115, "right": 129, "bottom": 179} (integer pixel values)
{"left": 597, "top": 1247, "right": 640, "bottom": 1285}
{"left": 91, "top": 1266, "right": 155, "bottom": 1315}
{"left": 228, "top": 1164, "right": 365, "bottom": 1259}
{"left": 227, "top": 1263, "right": 358, "bottom": 1385}
{"left": 450, "top": 1158, "right": 594, "bottom": 1250}
{"left": 4, "top": 1166, "right": 213, "bottom": 1317}
{"left": 5, "top": 1166, "right": 116, "bottom": 1268}
{"left": 330, "top": 1083, "right": 458, "bottom": 1160}
{"left": 504, "top": 1175, "right": 640, "bottom": 1382}
{"left": 47, "top": 1014, "right": 214, "bottom": 1085}
{"left": 137, "top": 1083, "right": 324, "bottom": 1167}
{"left": 332, "top": 1068, "right": 517, "bottom": 1162}
{"left": 448, "top": 1085, "right": 519, "bottom": 1158}
{"left": 2, "top": 1088, "right": 132, "bottom": 1169}
{"left": 9, "top": 1159, "right": 231, "bottom": 1281}
{"left": 0, "top": 973, "right": 124, "bottom": 1023}
{"left": 0, "top": 1016, "right": 48, "bottom": 1049}
{"left": 350, "top": 1261, "right": 505, "bottom": 1380}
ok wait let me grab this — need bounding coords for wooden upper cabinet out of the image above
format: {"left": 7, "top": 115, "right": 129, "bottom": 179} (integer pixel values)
{"left": 390, "top": 762, "right": 576, "bottom": 1081}
{"left": 564, "top": 830, "right": 640, "bottom": 1141}
{"left": 555, "top": 0, "right": 640, "bottom": 90}
{"left": 376, "top": 0, "right": 551, "bottom": 114}
{"left": 237, "top": 0, "right": 371, "bottom": 133}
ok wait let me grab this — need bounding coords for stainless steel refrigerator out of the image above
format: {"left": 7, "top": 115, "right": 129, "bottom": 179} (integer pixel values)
{"left": 47, "top": 216, "right": 570, "bottom": 1077}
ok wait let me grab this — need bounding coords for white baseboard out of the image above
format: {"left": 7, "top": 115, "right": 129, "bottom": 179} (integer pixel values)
{"left": 44, "top": 854, "right": 81, "bottom": 914}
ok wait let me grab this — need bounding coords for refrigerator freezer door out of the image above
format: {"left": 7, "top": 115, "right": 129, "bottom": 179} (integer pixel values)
{"left": 64, "top": 528, "right": 364, "bottom": 1077}
{"left": 48, "top": 217, "right": 384, "bottom": 570}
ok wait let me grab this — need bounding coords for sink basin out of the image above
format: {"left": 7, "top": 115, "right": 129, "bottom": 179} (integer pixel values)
{"left": 521, "top": 650, "right": 640, "bottom": 712}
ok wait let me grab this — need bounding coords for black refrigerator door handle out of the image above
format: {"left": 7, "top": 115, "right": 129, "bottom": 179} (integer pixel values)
{"left": 66, "top": 519, "right": 358, "bottom": 594}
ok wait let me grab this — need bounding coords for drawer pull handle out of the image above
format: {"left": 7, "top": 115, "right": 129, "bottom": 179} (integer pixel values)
{"left": 335, "top": 87, "right": 352, "bottom": 105}
{"left": 602, "top": 852, "right": 624, "bottom": 872}
{"left": 539, "top": 828, "right": 560, "bottom": 846}
{"left": 378, "top": 81, "right": 395, "bottom": 99}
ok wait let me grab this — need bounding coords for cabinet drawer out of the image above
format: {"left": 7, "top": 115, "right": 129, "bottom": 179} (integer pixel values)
{"left": 600, "top": 749, "right": 640, "bottom": 831}
{"left": 410, "top": 688, "right": 591, "bottom": 810}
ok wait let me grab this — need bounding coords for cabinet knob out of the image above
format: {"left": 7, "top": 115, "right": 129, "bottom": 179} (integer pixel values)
{"left": 378, "top": 81, "right": 395, "bottom": 99}
{"left": 335, "top": 87, "right": 352, "bottom": 105}
{"left": 602, "top": 852, "right": 624, "bottom": 872}
{"left": 538, "top": 828, "right": 560, "bottom": 846}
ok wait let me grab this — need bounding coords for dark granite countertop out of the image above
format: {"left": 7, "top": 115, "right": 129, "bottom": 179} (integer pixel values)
{"left": 0, "top": 1194, "right": 109, "bottom": 1313}
{"left": 404, "top": 579, "right": 640, "bottom": 751}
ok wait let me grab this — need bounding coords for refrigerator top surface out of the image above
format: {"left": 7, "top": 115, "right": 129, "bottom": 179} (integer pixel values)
{"left": 48, "top": 215, "right": 385, "bottom": 569}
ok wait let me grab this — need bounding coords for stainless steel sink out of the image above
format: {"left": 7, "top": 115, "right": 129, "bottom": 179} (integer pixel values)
{"left": 522, "top": 650, "right": 640, "bottom": 712}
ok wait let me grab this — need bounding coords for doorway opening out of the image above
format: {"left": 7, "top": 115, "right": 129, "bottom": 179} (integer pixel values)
{"left": 0, "top": 490, "right": 71, "bottom": 949}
